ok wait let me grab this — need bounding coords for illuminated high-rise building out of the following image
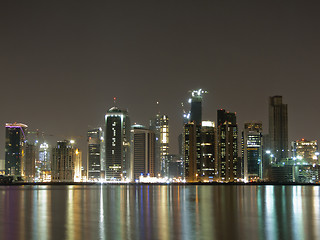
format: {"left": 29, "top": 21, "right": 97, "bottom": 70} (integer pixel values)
{"left": 200, "top": 121, "right": 217, "bottom": 181}
{"left": 150, "top": 114, "right": 161, "bottom": 176}
{"left": 150, "top": 114, "right": 169, "bottom": 177}
{"left": 159, "top": 115, "right": 169, "bottom": 176}
{"left": 51, "top": 140, "right": 82, "bottom": 182}
{"left": 131, "top": 125, "right": 155, "bottom": 181}
{"left": 269, "top": 96, "right": 288, "bottom": 161}
{"left": 105, "top": 107, "right": 130, "bottom": 180}
{"left": 184, "top": 122, "right": 201, "bottom": 182}
{"left": 292, "top": 139, "right": 318, "bottom": 164}
{"left": 87, "top": 128, "right": 102, "bottom": 181}
{"left": 242, "top": 122, "right": 263, "bottom": 182}
{"left": 37, "top": 142, "right": 51, "bottom": 181}
{"left": 25, "top": 142, "right": 37, "bottom": 182}
{"left": 217, "top": 110, "right": 238, "bottom": 182}
{"left": 5, "top": 123, "right": 28, "bottom": 176}
{"left": 183, "top": 89, "right": 207, "bottom": 182}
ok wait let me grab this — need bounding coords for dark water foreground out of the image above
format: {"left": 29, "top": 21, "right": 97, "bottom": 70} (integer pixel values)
{"left": 0, "top": 185, "right": 319, "bottom": 240}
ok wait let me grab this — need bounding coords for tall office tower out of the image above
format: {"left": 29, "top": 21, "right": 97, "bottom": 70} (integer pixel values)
{"left": 217, "top": 110, "right": 238, "bottom": 182}
{"left": 200, "top": 121, "right": 217, "bottom": 181}
{"left": 269, "top": 96, "right": 288, "bottom": 161}
{"left": 242, "top": 122, "right": 263, "bottom": 182}
{"left": 184, "top": 122, "right": 201, "bottom": 182}
{"left": 159, "top": 115, "right": 169, "bottom": 176}
{"left": 189, "top": 89, "right": 207, "bottom": 125}
{"left": 25, "top": 142, "right": 37, "bottom": 182}
{"left": 105, "top": 107, "right": 130, "bottom": 180}
{"left": 150, "top": 114, "right": 170, "bottom": 177}
{"left": 51, "top": 140, "right": 82, "bottom": 182}
{"left": 37, "top": 142, "right": 51, "bottom": 181}
{"left": 292, "top": 139, "right": 318, "bottom": 164}
{"left": 100, "top": 130, "right": 106, "bottom": 180}
{"left": 5, "top": 123, "right": 28, "bottom": 176}
{"left": 150, "top": 114, "right": 161, "bottom": 176}
{"left": 182, "top": 89, "right": 207, "bottom": 182}
{"left": 87, "top": 128, "right": 102, "bottom": 181}
{"left": 131, "top": 125, "right": 155, "bottom": 181}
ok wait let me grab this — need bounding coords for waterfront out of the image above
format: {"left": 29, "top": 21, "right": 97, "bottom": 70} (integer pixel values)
{"left": 0, "top": 185, "right": 319, "bottom": 240}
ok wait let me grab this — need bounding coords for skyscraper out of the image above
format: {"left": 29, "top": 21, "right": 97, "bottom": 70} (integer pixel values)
{"left": 184, "top": 122, "right": 201, "bottom": 182}
{"left": 87, "top": 128, "right": 102, "bottom": 181}
{"left": 217, "top": 110, "right": 238, "bottom": 182}
{"left": 51, "top": 140, "right": 82, "bottom": 182}
{"left": 200, "top": 121, "right": 217, "bottom": 181}
{"left": 150, "top": 114, "right": 169, "bottom": 177}
{"left": 159, "top": 115, "right": 169, "bottom": 176}
{"left": 242, "top": 122, "right": 263, "bottom": 182}
{"left": 105, "top": 107, "right": 130, "bottom": 180}
{"left": 269, "top": 96, "right": 288, "bottom": 161}
{"left": 25, "top": 142, "right": 37, "bottom": 182}
{"left": 183, "top": 89, "right": 207, "bottom": 182}
{"left": 189, "top": 89, "right": 207, "bottom": 125}
{"left": 150, "top": 114, "right": 161, "bottom": 176}
{"left": 37, "top": 142, "right": 51, "bottom": 181}
{"left": 131, "top": 125, "right": 155, "bottom": 181}
{"left": 5, "top": 123, "right": 28, "bottom": 176}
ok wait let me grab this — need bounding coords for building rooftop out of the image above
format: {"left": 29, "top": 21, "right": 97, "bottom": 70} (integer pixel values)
{"left": 5, "top": 123, "right": 28, "bottom": 128}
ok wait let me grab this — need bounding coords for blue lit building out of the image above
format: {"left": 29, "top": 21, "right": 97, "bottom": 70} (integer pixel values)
{"left": 88, "top": 128, "right": 102, "bottom": 181}
{"left": 242, "top": 122, "right": 263, "bottom": 181}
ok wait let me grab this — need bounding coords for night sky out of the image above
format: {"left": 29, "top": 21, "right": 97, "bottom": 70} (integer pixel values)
{"left": 1, "top": 1, "right": 320, "bottom": 159}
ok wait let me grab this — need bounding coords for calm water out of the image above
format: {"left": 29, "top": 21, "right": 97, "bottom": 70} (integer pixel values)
{"left": 0, "top": 184, "right": 319, "bottom": 240}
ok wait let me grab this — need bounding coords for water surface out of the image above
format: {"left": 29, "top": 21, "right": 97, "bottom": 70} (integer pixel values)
{"left": 0, "top": 185, "right": 319, "bottom": 240}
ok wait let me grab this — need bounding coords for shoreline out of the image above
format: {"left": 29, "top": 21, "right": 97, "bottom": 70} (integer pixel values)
{"left": 0, "top": 182, "right": 319, "bottom": 186}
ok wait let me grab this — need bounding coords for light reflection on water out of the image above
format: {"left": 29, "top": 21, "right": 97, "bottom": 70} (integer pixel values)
{"left": 0, "top": 185, "right": 319, "bottom": 240}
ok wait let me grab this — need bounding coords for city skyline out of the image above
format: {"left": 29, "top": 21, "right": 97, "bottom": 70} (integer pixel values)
{"left": 1, "top": 2, "right": 320, "bottom": 239}
{"left": 0, "top": 92, "right": 318, "bottom": 159}
{"left": 1, "top": 1, "right": 320, "bottom": 158}
{"left": 3, "top": 92, "right": 318, "bottom": 183}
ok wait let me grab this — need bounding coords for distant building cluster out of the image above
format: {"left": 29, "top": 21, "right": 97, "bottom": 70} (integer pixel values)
{"left": 3, "top": 91, "right": 319, "bottom": 183}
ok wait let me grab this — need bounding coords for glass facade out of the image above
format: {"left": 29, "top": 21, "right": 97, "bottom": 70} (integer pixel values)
{"left": 105, "top": 107, "right": 130, "bottom": 180}
{"left": 88, "top": 128, "right": 102, "bottom": 181}
{"left": 242, "top": 122, "right": 263, "bottom": 182}
{"left": 5, "top": 123, "right": 28, "bottom": 176}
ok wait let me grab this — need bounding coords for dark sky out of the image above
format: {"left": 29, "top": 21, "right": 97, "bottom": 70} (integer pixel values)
{"left": 1, "top": 1, "right": 320, "bottom": 159}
